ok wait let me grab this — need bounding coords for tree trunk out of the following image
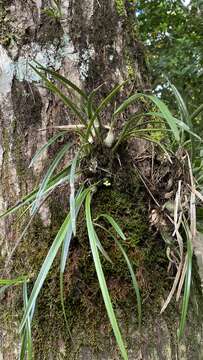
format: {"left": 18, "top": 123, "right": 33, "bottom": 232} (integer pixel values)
{"left": 0, "top": 1, "right": 202, "bottom": 359}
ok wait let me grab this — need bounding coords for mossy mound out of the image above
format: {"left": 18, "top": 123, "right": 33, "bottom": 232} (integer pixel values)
{"left": 5, "top": 184, "right": 170, "bottom": 357}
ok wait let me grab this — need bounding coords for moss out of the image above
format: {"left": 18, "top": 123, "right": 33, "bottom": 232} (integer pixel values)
{"left": 0, "top": 184, "right": 151, "bottom": 357}
{"left": 1, "top": 182, "right": 203, "bottom": 358}
{"left": 125, "top": 49, "right": 137, "bottom": 78}
{"left": 115, "top": 0, "right": 126, "bottom": 17}
{"left": 0, "top": 0, "right": 14, "bottom": 46}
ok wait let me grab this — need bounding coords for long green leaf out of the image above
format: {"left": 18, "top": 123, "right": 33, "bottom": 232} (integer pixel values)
{"left": 20, "top": 189, "right": 89, "bottom": 332}
{"left": 94, "top": 223, "right": 141, "bottom": 329}
{"left": 96, "top": 214, "right": 126, "bottom": 240}
{"left": 87, "top": 83, "right": 104, "bottom": 119}
{"left": 190, "top": 104, "right": 203, "bottom": 122}
{"left": 173, "top": 119, "right": 201, "bottom": 142}
{"left": 19, "top": 328, "right": 27, "bottom": 360}
{"left": 60, "top": 231, "right": 73, "bottom": 336}
{"left": 147, "top": 95, "right": 180, "bottom": 142}
{"left": 20, "top": 212, "right": 71, "bottom": 332}
{"left": 22, "top": 283, "right": 33, "bottom": 360}
{"left": 178, "top": 221, "right": 193, "bottom": 339}
{"left": 33, "top": 61, "right": 87, "bottom": 99}
{"left": 113, "top": 93, "right": 141, "bottom": 116}
{"left": 32, "top": 142, "right": 72, "bottom": 214}
{"left": 170, "top": 84, "right": 190, "bottom": 126}
{"left": 29, "top": 131, "right": 66, "bottom": 168}
{"left": 60, "top": 187, "right": 85, "bottom": 274}
{"left": 59, "top": 216, "right": 77, "bottom": 339}
{"left": 144, "top": 112, "right": 201, "bottom": 141}
{"left": 20, "top": 285, "right": 36, "bottom": 360}
{"left": 86, "top": 81, "right": 127, "bottom": 141}
{"left": 114, "top": 93, "right": 180, "bottom": 141}
{"left": 0, "top": 166, "right": 71, "bottom": 220}
{"left": 59, "top": 188, "right": 88, "bottom": 339}
{"left": 0, "top": 276, "right": 28, "bottom": 286}
{"left": 85, "top": 193, "right": 128, "bottom": 360}
{"left": 128, "top": 128, "right": 172, "bottom": 133}
{"left": 93, "top": 228, "right": 113, "bottom": 264}
{"left": 114, "top": 239, "right": 141, "bottom": 329}
{"left": 69, "top": 152, "right": 79, "bottom": 236}
{"left": 30, "top": 64, "right": 86, "bottom": 125}
{"left": 112, "top": 113, "right": 144, "bottom": 152}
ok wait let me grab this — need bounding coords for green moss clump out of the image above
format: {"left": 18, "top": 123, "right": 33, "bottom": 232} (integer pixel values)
{"left": 1, "top": 182, "right": 169, "bottom": 358}
{"left": 125, "top": 49, "right": 137, "bottom": 78}
{"left": 115, "top": 0, "right": 126, "bottom": 17}
{"left": 0, "top": 1, "right": 12, "bottom": 46}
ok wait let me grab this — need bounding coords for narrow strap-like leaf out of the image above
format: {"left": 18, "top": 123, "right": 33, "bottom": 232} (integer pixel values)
{"left": 29, "top": 131, "right": 66, "bottom": 168}
{"left": 0, "top": 166, "right": 71, "bottom": 220}
{"left": 85, "top": 193, "right": 128, "bottom": 360}
{"left": 60, "top": 187, "right": 87, "bottom": 274}
{"left": 32, "top": 142, "right": 72, "bottom": 214}
{"left": 96, "top": 213, "right": 126, "bottom": 240}
{"left": 22, "top": 283, "right": 33, "bottom": 360}
{"left": 147, "top": 95, "right": 180, "bottom": 142}
{"left": 114, "top": 239, "right": 142, "bottom": 329}
{"left": 20, "top": 189, "right": 89, "bottom": 332}
{"left": 33, "top": 61, "right": 87, "bottom": 99}
{"left": 59, "top": 188, "right": 89, "bottom": 339}
{"left": 178, "top": 219, "right": 193, "bottom": 339}
{"left": 190, "top": 104, "right": 203, "bottom": 122}
{"left": 20, "top": 212, "right": 71, "bottom": 331}
{"left": 0, "top": 276, "right": 28, "bottom": 286}
{"left": 86, "top": 81, "right": 127, "bottom": 141}
{"left": 19, "top": 327, "right": 27, "bottom": 360}
{"left": 94, "top": 223, "right": 141, "bottom": 329}
{"left": 93, "top": 227, "right": 113, "bottom": 264}
{"left": 30, "top": 64, "right": 86, "bottom": 125}
{"left": 147, "top": 112, "right": 201, "bottom": 141}
{"left": 69, "top": 152, "right": 79, "bottom": 236}
{"left": 113, "top": 93, "right": 180, "bottom": 142}
{"left": 87, "top": 83, "right": 105, "bottom": 119}
{"left": 170, "top": 83, "right": 190, "bottom": 126}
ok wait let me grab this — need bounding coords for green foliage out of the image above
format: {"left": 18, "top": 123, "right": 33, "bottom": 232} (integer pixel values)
{"left": 137, "top": 0, "right": 203, "bottom": 125}
{"left": 20, "top": 283, "right": 34, "bottom": 360}
{"left": 169, "top": 83, "right": 203, "bottom": 176}
{"left": 42, "top": 0, "right": 62, "bottom": 19}
{"left": 115, "top": 0, "right": 126, "bottom": 17}
{"left": 0, "top": 69, "right": 202, "bottom": 358}
{"left": 178, "top": 217, "right": 193, "bottom": 339}
{"left": 31, "top": 142, "right": 72, "bottom": 214}
{"left": 85, "top": 192, "right": 128, "bottom": 360}
{"left": 94, "top": 222, "right": 142, "bottom": 329}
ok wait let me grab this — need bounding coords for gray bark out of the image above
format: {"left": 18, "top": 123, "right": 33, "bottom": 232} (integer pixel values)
{"left": 0, "top": 1, "right": 202, "bottom": 359}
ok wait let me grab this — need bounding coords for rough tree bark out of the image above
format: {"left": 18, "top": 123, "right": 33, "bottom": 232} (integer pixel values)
{"left": 0, "top": 1, "right": 202, "bottom": 359}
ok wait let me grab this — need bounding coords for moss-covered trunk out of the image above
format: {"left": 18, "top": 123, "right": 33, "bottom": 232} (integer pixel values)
{"left": 0, "top": 1, "right": 202, "bottom": 359}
